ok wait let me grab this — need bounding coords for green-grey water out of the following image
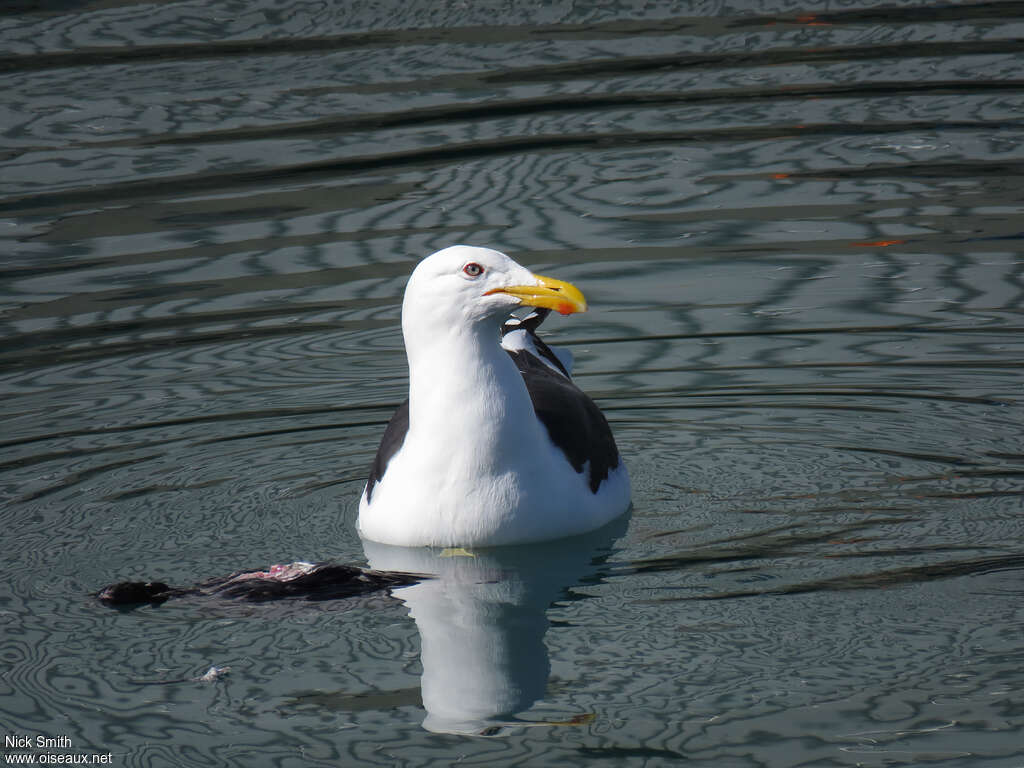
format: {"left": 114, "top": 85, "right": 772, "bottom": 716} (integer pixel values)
{"left": 2, "top": 1, "right": 1023, "bottom": 765}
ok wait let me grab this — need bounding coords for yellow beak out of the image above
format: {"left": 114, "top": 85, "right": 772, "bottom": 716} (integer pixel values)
{"left": 486, "top": 273, "right": 587, "bottom": 316}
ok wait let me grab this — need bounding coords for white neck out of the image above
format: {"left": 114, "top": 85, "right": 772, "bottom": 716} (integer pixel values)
{"left": 403, "top": 316, "right": 538, "bottom": 469}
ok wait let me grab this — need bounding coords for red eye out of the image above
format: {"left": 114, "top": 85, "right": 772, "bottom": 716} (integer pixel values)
{"left": 463, "top": 262, "right": 484, "bottom": 277}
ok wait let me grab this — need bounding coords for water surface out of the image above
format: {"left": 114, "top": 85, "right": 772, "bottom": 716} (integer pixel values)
{"left": 1, "top": 1, "right": 1023, "bottom": 765}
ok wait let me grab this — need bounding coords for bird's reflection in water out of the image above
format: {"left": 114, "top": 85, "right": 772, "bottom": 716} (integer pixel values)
{"left": 361, "top": 515, "right": 628, "bottom": 736}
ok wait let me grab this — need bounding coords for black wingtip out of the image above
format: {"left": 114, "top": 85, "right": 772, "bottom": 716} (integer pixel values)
{"left": 501, "top": 308, "right": 551, "bottom": 336}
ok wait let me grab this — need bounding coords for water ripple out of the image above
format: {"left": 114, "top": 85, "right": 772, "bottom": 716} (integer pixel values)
{"left": 1, "top": 0, "right": 1023, "bottom": 763}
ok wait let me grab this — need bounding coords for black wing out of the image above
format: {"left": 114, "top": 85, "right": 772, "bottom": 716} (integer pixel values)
{"left": 505, "top": 349, "right": 620, "bottom": 493}
{"left": 364, "top": 399, "right": 409, "bottom": 503}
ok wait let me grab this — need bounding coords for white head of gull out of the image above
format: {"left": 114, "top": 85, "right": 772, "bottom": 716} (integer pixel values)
{"left": 357, "top": 245, "right": 630, "bottom": 548}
